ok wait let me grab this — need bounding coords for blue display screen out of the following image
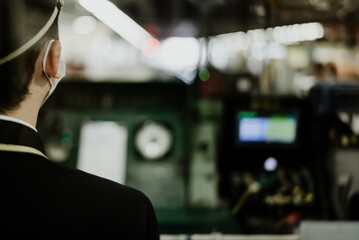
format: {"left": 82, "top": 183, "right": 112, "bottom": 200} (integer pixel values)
{"left": 238, "top": 111, "right": 297, "bottom": 144}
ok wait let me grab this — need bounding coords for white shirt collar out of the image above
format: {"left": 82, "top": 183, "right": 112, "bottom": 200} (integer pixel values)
{"left": 0, "top": 115, "right": 38, "bottom": 133}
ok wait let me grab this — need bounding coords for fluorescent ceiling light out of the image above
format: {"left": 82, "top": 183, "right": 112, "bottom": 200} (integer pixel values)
{"left": 160, "top": 37, "right": 200, "bottom": 72}
{"left": 213, "top": 22, "right": 324, "bottom": 48}
{"left": 208, "top": 37, "right": 229, "bottom": 70}
{"left": 73, "top": 16, "right": 97, "bottom": 35}
{"left": 78, "top": 0, "right": 154, "bottom": 50}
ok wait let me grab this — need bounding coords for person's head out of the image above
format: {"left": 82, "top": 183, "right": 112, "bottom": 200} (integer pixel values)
{"left": 0, "top": 0, "right": 64, "bottom": 114}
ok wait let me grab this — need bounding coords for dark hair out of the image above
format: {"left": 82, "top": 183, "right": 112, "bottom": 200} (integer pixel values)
{"left": 0, "top": 0, "right": 60, "bottom": 113}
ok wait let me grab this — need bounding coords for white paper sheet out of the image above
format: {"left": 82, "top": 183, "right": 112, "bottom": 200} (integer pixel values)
{"left": 77, "top": 121, "right": 128, "bottom": 184}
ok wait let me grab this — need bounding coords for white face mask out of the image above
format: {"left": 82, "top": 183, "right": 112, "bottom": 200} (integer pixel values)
{"left": 42, "top": 39, "right": 66, "bottom": 105}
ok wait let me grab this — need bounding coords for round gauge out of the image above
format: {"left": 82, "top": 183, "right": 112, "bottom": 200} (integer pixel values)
{"left": 135, "top": 121, "right": 173, "bottom": 161}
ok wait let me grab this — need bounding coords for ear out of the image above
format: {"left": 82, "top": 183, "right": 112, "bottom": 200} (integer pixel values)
{"left": 45, "top": 40, "right": 62, "bottom": 78}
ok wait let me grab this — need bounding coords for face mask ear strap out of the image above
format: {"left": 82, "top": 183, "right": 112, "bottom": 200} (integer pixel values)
{"left": 0, "top": 0, "right": 63, "bottom": 66}
{"left": 42, "top": 40, "right": 56, "bottom": 83}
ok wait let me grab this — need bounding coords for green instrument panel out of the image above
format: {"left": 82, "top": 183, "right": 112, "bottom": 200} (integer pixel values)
{"left": 38, "top": 81, "right": 238, "bottom": 234}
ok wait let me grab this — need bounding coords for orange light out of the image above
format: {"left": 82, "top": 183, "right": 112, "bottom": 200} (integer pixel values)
{"left": 141, "top": 38, "right": 161, "bottom": 58}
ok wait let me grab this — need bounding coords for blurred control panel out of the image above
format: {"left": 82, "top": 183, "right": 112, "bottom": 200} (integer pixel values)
{"left": 38, "top": 81, "right": 189, "bottom": 208}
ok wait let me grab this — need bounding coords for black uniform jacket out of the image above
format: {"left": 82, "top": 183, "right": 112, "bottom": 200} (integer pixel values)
{"left": 0, "top": 119, "right": 160, "bottom": 239}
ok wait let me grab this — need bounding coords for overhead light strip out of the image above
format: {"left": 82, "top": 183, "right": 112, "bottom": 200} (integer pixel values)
{"left": 78, "top": 0, "right": 154, "bottom": 50}
{"left": 212, "top": 22, "right": 325, "bottom": 49}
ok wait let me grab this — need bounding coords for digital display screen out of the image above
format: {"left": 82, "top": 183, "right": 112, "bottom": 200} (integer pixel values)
{"left": 237, "top": 111, "right": 297, "bottom": 144}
